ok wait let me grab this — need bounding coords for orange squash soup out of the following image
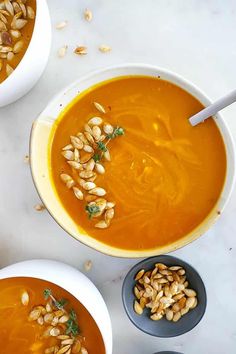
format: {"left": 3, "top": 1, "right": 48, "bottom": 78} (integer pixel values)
{"left": 50, "top": 76, "right": 226, "bottom": 251}
{"left": 0, "top": 277, "right": 105, "bottom": 354}
{"left": 0, "top": 0, "right": 36, "bottom": 83}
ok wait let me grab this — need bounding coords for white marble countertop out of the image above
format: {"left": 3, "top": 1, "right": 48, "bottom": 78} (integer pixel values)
{"left": 1, "top": 1, "right": 236, "bottom": 353}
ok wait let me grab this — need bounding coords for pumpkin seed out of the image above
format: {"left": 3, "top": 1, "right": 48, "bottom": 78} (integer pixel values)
{"left": 105, "top": 201, "right": 115, "bottom": 209}
{"left": 6, "top": 51, "right": 14, "bottom": 60}
{"left": 103, "top": 149, "right": 110, "bottom": 161}
{"left": 50, "top": 327, "right": 60, "bottom": 337}
{"left": 56, "top": 20, "right": 67, "bottom": 29}
{"left": 134, "top": 300, "right": 143, "bottom": 315}
{"left": 58, "top": 315, "right": 69, "bottom": 323}
{"left": 6, "top": 63, "right": 13, "bottom": 76}
{"left": 166, "top": 309, "right": 174, "bottom": 321}
{"left": 184, "top": 288, "right": 197, "bottom": 297}
{"left": 172, "top": 311, "right": 181, "bottom": 322}
{"left": 21, "top": 291, "right": 29, "bottom": 306}
{"left": 61, "top": 339, "right": 74, "bottom": 346}
{"left": 79, "top": 170, "right": 94, "bottom": 179}
{"left": 10, "top": 29, "right": 21, "bottom": 38}
{"left": 28, "top": 308, "right": 41, "bottom": 321}
{"left": 94, "top": 101, "right": 106, "bottom": 113}
{"left": 86, "top": 158, "right": 95, "bottom": 171}
{"left": 92, "top": 125, "right": 101, "bottom": 141}
{"left": 67, "top": 161, "right": 82, "bottom": 170}
{"left": 84, "top": 260, "right": 92, "bottom": 272}
{"left": 103, "top": 123, "right": 113, "bottom": 135}
{"left": 88, "top": 187, "right": 106, "bottom": 196}
{"left": 11, "top": 18, "right": 28, "bottom": 30}
{"left": 83, "top": 181, "right": 96, "bottom": 191}
{"left": 61, "top": 150, "right": 74, "bottom": 160}
{"left": 27, "top": 5, "right": 35, "bottom": 19}
{"left": 150, "top": 312, "right": 163, "bottom": 321}
{"left": 57, "top": 345, "right": 71, "bottom": 354}
{"left": 13, "top": 39, "right": 23, "bottom": 53}
{"left": 95, "top": 163, "right": 105, "bottom": 174}
{"left": 77, "top": 132, "right": 88, "bottom": 144}
{"left": 70, "top": 136, "right": 83, "bottom": 149}
{"left": 135, "top": 269, "right": 145, "bottom": 281}
{"left": 83, "top": 144, "right": 94, "bottom": 153}
{"left": 74, "top": 46, "right": 87, "bottom": 55}
{"left": 5, "top": 0, "right": 14, "bottom": 16}
{"left": 99, "top": 44, "right": 111, "bottom": 53}
{"left": 185, "top": 297, "right": 195, "bottom": 309}
{"left": 37, "top": 316, "right": 44, "bottom": 325}
{"left": 88, "top": 116, "right": 103, "bottom": 126}
{"left": 84, "top": 131, "right": 95, "bottom": 144}
{"left": 58, "top": 45, "right": 68, "bottom": 58}
{"left": 95, "top": 220, "right": 108, "bottom": 229}
{"left": 72, "top": 187, "right": 83, "bottom": 200}
{"left": 84, "top": 8, "right": 92, "bottom": 22}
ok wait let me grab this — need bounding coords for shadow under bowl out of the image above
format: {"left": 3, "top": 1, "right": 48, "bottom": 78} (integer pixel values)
{"left": 122, "top": 255, "right": 207, "bottom": 337}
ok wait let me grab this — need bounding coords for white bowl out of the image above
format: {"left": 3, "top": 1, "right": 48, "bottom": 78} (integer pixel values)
{"left": 30, "top": 64, "right": 235, "bottom": 257}
{"left": 0, "top": 0, "right": 51, "bottom": 107}
{"left": 0, "top": 259, "right": 112, "bottom": 354}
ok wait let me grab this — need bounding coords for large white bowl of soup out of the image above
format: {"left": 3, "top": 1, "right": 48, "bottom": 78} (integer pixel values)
{"left": 30, "top": 64, "right": 235, "bottom": 257}
{"left": 0, "top": 259, "right": 112, "bottom": 354}
{"left": 0, "top": 0, "right": 51, "bottom": 107}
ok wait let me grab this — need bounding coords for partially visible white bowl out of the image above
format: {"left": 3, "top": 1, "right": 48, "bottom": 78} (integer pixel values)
{"left": 0, "top": 0, "right": 51, "bottom": 107}
{"left": 0, "top": 259, "right": 112, "bottom": 354}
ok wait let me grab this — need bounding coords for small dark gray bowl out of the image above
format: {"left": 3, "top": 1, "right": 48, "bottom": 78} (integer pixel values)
{"left": 122, "top": 255, "right": 207, "bottom": 337}
{"left": 154, "top": 352, "right": 183, "bottom": 354}
{"left": 153, "top": 352, "right": 183, "bottom": 354}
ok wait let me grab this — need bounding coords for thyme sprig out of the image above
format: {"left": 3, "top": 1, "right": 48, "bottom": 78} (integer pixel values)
{"left": 107, "top": 126, "right": 125, "bottom": 139}
{"left": 43, "top": 289, "right": 80, "bottom": 337}
{"left": 92, "top": 125, "right": 125, "bottom": 163}
{"left": 85, "top": 204, "right": 100, "bottom": 219}
{"left": 66, "top": 309, "right": 80, "bottom": 336}
{"left": 43, "top": 288, "right": 68, "bottom": 310}
{"left": 97, "top": 141, "right": 108, "bottom": 152}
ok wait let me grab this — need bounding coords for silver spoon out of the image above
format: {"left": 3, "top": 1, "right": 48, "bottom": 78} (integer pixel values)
{"left": 189, "top": 88, "right": 236, "bottom": 126}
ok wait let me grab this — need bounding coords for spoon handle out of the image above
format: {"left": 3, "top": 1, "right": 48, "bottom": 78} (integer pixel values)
{"left": 189, "top": 88, "right": 236, "bottom": 126}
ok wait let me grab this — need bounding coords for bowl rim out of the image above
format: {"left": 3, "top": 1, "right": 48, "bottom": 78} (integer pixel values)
{"left": 121, "top": 255, "right": 207, "bottom": 338}
{"left": 30, "top": 63, "right": 236, "bottom": 258}
{"left": 0, "top": 259, "right": 113, "bottom": 353}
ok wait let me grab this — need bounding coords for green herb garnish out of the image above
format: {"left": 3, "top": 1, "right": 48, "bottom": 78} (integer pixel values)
{"left": 55, "top": 298, "right": 68, "bottom": 309}
{"left": 92, "top": 153, "right": 101, "bottom": 162}
{"left": 43, "top": 289, "right": 68, "bottom": 310}
{"left": 107, "top": 126, "right": 125, "bottom": 139}
{"left": 97, "top": 141, "right": 108, "bottom": 152}
{"left": 85, "top": 204, "right": 100, "bottom": 219}
{"left": 42, "top": 289, "right": 80, "bottom": 338}
{"left": 70, "top": 309, "right": 77, "bottom": 321}
{"left": 66, "top": 309, "right": 80, "bottom": 336}
{"left": 43, "top": 288, "right": 52, "bottom": 300}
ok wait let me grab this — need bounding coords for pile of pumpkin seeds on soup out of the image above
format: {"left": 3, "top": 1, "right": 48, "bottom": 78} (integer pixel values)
{"left": 21, "top": 288, "right": 88, "bottom": 354}
{"left": 60, "top": 101, "right": 125, "bottom": 229}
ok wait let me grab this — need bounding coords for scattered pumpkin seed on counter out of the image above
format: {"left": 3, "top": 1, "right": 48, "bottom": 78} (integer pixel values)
{"left": 133, "top": 263, "right": 198, "bottom": 322}
{"left": 60, "top": 101, "right": 125, "bottom": 229}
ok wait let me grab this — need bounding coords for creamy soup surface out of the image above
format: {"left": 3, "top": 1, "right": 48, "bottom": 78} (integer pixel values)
{"left": 50, "top": 76, "right": 226, "bottom": 250}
